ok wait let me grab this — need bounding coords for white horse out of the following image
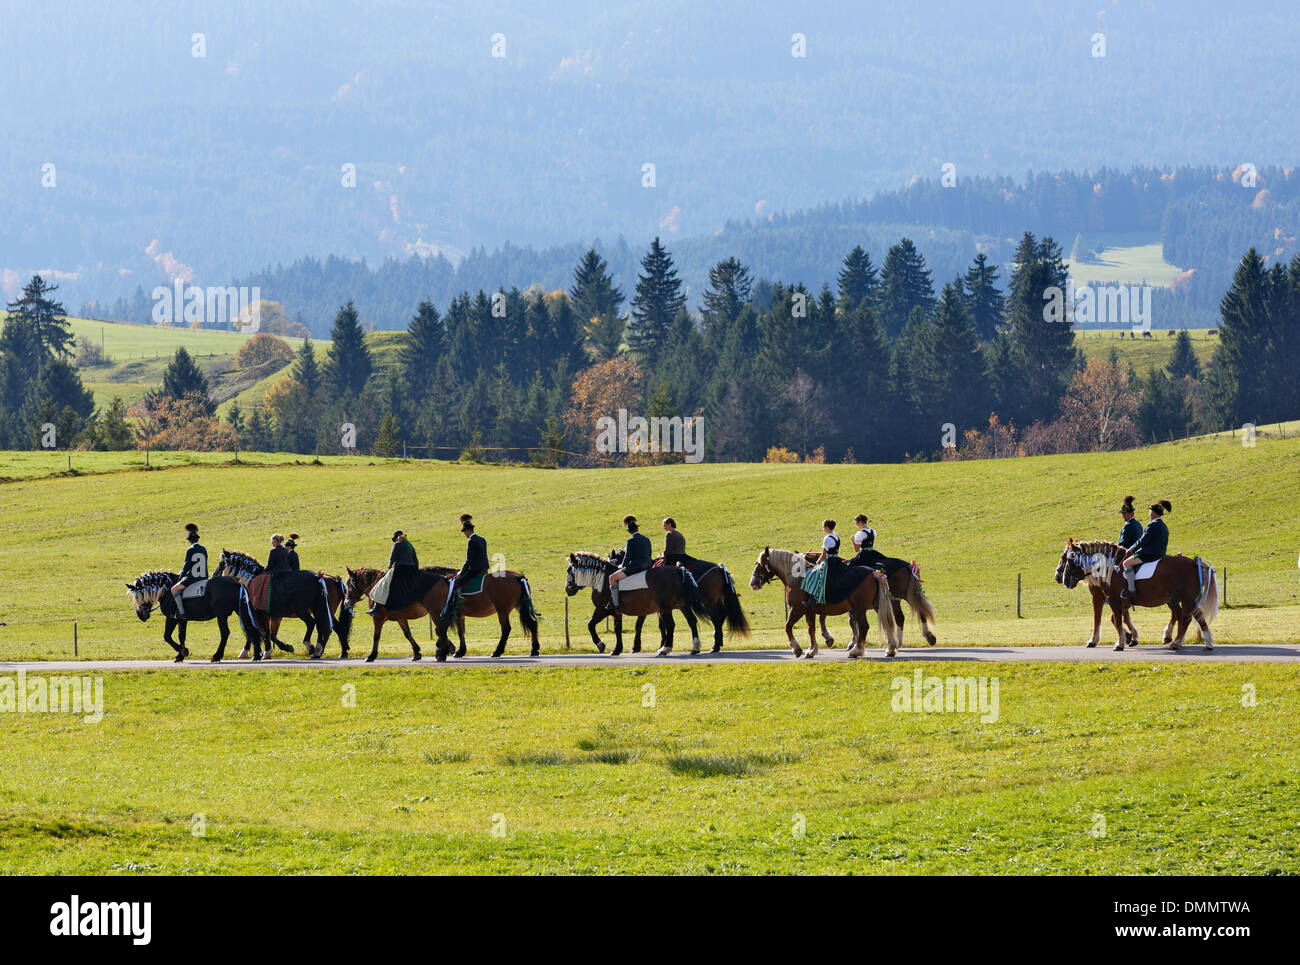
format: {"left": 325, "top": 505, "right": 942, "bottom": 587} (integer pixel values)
{"left": 750, "top": 547, "right": 899, "bottom": 658}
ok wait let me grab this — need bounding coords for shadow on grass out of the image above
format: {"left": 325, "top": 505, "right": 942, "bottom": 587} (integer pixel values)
{"left": 666, "top": 750, "right": 804, "bottom": 777}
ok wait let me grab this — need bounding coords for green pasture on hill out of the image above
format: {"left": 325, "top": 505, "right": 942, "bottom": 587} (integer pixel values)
{"left": 0, "top": 427, "right": 1296, "bottom": 661}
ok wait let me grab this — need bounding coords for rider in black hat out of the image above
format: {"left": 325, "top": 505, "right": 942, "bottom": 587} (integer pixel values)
{"left": 285, "top": 534, "right": 301, "bottom": 571}
{"left": 1117, "top": 496, "right": 1143, "bottom": 551}
{"left": 171, "top": 523, "right": 207, "bottom": 617}
{"left": 443, "top": 514, "right": 490, "bottom": 620}
{"left": 608, "top": 515, "right": 652, "bottom": 610}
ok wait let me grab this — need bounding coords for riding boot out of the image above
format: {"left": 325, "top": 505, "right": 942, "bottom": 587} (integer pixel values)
{"left": 173, "top": 590, "right": 186, "bottom": 618}
{"left": 1122, "top": 568, "right": 1137, "bottom": 600}
{"left": 608, "top": 585, "right": 620, "bottom": 612}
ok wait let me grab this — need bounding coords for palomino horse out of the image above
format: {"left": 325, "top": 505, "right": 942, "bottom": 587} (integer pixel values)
{"left": 345, "top": 566, "right": 540, "bottom": 662}
{"left": 126, "top": 570, "right": 259, "bottom": 662}
{"left": 1047, "top": 540, "right": 1138, "bottom": 648}
{"left": 1055, "top": 540, "right": 1218, "bottom": 651}
{"left": 750, "top": 547, "right": 899, "bottom": 658}
{"left": 565, "top": 551, "right": 708, "bottom": 656}
{"left": 215, "top": 550, "right": 354, "bottom": 658}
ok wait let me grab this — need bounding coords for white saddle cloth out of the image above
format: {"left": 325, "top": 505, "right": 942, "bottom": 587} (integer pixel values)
{"left": 618, "top": 570, "right": 649, "bottom": 592}
{"left": 1134, "top": 560, "right": 1159, "bottom": 581}
{"left": 181, "top": 580, "right": 209, "bottom": 601}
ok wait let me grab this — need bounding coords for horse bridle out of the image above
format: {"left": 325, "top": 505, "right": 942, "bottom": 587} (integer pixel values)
{"left": 751, "top": 553, "right": 777, "bottom": 588}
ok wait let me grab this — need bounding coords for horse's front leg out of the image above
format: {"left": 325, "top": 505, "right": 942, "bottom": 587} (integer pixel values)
{"left": 632, "top": 614, "right": 645, "bottom": 653}
{"left": 819, "top": 613, "right": 834, "bottom": 647}
{"left": 397, "top": 618, "right": 423, "bottom": 661}
{"left": 492, "top": 610, "right": 511, "bottom": 659}
{"left": 1109, "top": 598, "right": 1126, "bottom": 651}
{"left": 683, "top": 606, "right": 702, "bottom": 655}
{"left": 211, "top": 615, "right": 231, "bottom": 663}
{"left": 1086, "top": 590, "right": 1103, "bottom": 647}
{"left": 1167, "top": 603, "right": 1189, "bottom": 651}
{"left": 655, "top": 609, "right": 675, "bottom": 657}
{"left": 784, "top": 593, "right": 804, "bottom": 658}
{"left": 710, "top": 606, "right": 725, "bottom": 653}
{"left": 587, "top": 610, "right": 605, "bottom": 653}
{"left": 804, "top": 611, "right": 819, "bottom": 659}
{"left": 366, "top": 610, "right": 385, "bottom": 662}
{"left": 611, "top": 612, "right": 624, "bottom": 657}
{"left": 455, "top": 614, "right": 467, "bottom": 659}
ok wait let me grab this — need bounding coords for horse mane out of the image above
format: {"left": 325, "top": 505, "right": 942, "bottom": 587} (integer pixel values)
{"left": 1075, "top": 539, "right": 1123, "bottom": 556}
{"left": 127, "top": 570, "right": 179, "bottom": 603}
{"left": 423, "top": 565, "right": 459, "bottom": 578}
{"left": 570, "top": 551, "right": 613, "bottom": 570}
{"left": 221, "top": 549, "right": 264, "bottom": 571}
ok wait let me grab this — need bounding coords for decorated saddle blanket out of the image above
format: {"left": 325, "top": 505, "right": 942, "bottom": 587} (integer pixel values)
{"left": 1135, "top": 559, "right": 1160, "bottom": 581}
{"left": 181, "top": 579, "right": 209, "bottom": 601}
{"left": 452, "top": 573, "right": 486, "bottom": 596}
{"left": 248, "top": 572, "right": 272, "bottom": 611}
{"left": 618, "top": 570, "right": 650, "bottom": 593}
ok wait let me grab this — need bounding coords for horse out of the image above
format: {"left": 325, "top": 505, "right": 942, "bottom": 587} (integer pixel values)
{"left": 841, "top": 551, "right": 937, "bottom": 647}
{"left": 587, "top": 549, "right": 750, "bottom": 654}
{"left": 125, "top": 570, "right": 259, "bottom": 662}
{"left": 565, "top": 551, "right": 709, "bottom": 656}
{"left": 215, "top": 549, "right": 354, "bottom": 658}
{"left": 749, "top": 547, "right": 899, "bottom": 658}
{"left": 1047, "top": 540, "right": 1139, "bottom": 648}
{"left": 1054, "top": 539, "right": 1219, "bottom": 651}
{"left": 344, "top": 565, "right": 540, "bottom": 662}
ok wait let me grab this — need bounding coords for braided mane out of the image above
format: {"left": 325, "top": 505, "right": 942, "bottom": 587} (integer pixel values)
{"left": 570, "top": 551, "right": 614, "bottom": 571}
{"left": 127, "top": 570, "right": 180, "bottom": 605}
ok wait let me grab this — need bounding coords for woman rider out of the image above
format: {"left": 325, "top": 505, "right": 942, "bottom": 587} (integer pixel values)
{"left": 443, "top": 514, "right": 489, "bottom": 620}
{"left": 1121, "top": 500, "right": 1171, "bottom": 599}
{"left": 608, "top": 515, "right": 652, "bottom": 610}
{"left": 170, "top": 523, "right": 207, "bottom": 617}
{"left": 662, "top": 517, "right": 687, "bottom": 566}
{"left": 266, "top": 534, "right": 291, "bottom": 572}
{"left": 802, "top": 519, "right": 842, "bottom": 604}
{"left": 285, "top": 534, "right": 301, "bottom": 571}
{"left": 1117, "top": 496, "right": 1143, "bottom": 552}
{"left": 368, "top": 530, "right": 420, "bottom": 614}
{"left": 848, "top": 513, "right": 887, "bottom": 572}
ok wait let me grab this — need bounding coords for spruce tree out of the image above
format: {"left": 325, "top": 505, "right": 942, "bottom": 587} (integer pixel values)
{"left": 628, "top": 237, "right": 686, "bottom": 366}
{"left": 1213, "top": 247, "right": 1268, "bottom": 424}
{"left": 6, "top": 275, "right": 73, "bottom": 360}
{"left": 161, "top": 346, "right": 211, "bottom": 409}
{"left": 878, "top": 238, "right": 936, "bottom": 338}
{"left": 1166, "top": 330, "right": 1201, "bottom": 381}
{"left": 292, "top": 338, "right": 321, "bottom": 396}
{"left": 570, "top": 249, "right": 624, "bottom": 358}
{"left": 400, "top": 300, "right": 444, "bottom": 404}
{"left": 962, "top": 252, "right": 1005, "bottom": 342}
{"left": 836, "top": 245, "right": 879, "bottom": 310}
{"left": 701, "top": 257, "right": 752, "bottom": 336}
{"left": 323, "top": 301, "right": 372, "bottom": 398}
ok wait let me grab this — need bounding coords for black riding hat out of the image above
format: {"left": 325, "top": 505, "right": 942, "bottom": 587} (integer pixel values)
{"left": 392, "top": 530, "right": 404, "bottom": 541}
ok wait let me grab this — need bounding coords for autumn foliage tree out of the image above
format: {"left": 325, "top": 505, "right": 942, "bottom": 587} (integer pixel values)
{"left": 129, "top": 393, "right": 239, "bottom": 451}
{"left": 563, "top": 357, "right": 643, "bottom": 466}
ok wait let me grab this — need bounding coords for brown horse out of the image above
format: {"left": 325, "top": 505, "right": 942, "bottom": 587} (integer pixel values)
{"left": 565, "top": 551, "right": 709, "bottom": 656}
{"left": 836, "top": 552, "right": 937, "bottom": 647}
{"left": 1055, "top": 540, "right": 1218, "bottom": 651}
{"left": 1048, "top": 540, "right": 1139, "bottom": 648}
{"left": 750, "top": 547, "right": 898, "bottom": 658}
{"left": 345, "top": 565, "right": 540, "bottom": 662}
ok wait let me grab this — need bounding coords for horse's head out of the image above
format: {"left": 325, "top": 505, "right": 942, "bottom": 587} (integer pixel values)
{"left": 126, "top": 571, "right": 175, "bottom": 621}
{"left": 750, "top": 546, "right": 776, "bottom": 590}
{"left": 566, "top": 552, "right": 607, "bottom": 595}
{"left": 344, "top": 566, "right": 373, "bottom": 607}
{"left": 1055, "top": 539, "right": 1085, "bottom": 589}
{"left": 218, "top": 549, "right": 261, "bottom": 586}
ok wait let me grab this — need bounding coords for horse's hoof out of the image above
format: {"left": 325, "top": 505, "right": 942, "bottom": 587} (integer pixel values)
{"left": 711, "top": 646, "right": 722, "bottom": 654}
{"left": 412, "top": 654, "right": 422, "bottom": 662}
{"left": 237, "top": 648, "right": 249, "bottom": 660}
{"left": 340, "top": 650, "right": 349, "bottom": 660}
{"left": 530, "top": 648, "right": 540, "bottom": 657}
{"left": 435, "top": 652, "right": 448, "bottom": 663}
{"left": 1113, "top": 643, "right": 1125, "bottom": 652}
{"left": 210, "top": 656, "right": 221, "bottom": 663}
{"left": 885, "top": 650, "right": 896, "bottom": 658}
{"left": 283, "top": 644, "right": 295, "bottom": 653}
{"left": 1084, "top": 640, "right": 1097, "bottom": 648}
{"left": 593, "top": 640, "right": 605, "bottom": 653}
{"left": 655, "top": 647, "right": 671, "bottom": 657}
{"left": 365, "top": 654, "right": 377, "bottom": 663}
{"left": 1166, "top": 643, "right": 1181, "bottom": 652}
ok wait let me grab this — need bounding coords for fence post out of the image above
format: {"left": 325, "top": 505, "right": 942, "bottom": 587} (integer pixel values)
{"left": 1223, "top": 566, "right": 1228, "bottom": 607}
{"left": 564, "top": 595, "right": 570, "bottom": 650}
{"left": 74, "top": 621, "right": 78, "bottom": 657}
{"left": 1016, "top": 573, "right": 1022, "bottom": 618}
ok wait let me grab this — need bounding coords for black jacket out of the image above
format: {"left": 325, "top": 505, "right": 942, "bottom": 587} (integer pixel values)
{"left": 1118, "top": 517, "right": 1143, "bottom": 549}
{"left": 622, "top": 532, "right": 653, "bottom": 574}
{"left": 180, "top": 543, "right": 208, "bottom": 585}
{"left": 664, "top": 529, "right": 686, "bottom": 556}
{"left": 1129, "top": 517, "right": 1168, "bottom": 562}
{"left": 389, "top": 540, "right": 419, "bottom": 569}
{"left": 267, "top": 545, "right": 292, "bottom": 572}
{"left": 459, "top": 532, "right": 489, "bottom": 580}
{"left": 287, "top": 549, "right": 300, "bottom": 571}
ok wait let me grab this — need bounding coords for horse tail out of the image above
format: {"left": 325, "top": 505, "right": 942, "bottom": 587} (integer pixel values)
{"left": 719, "top": 566, "right": 751, "bottom": 638}
{"left": 333, "top": 580, "right": 353, "bottom": 649}
{"left": 1199, "top": 560, "right": 1219, "bottom": 625}
{"left": 312, "top": 577, "right": 334, "bottom": 647}
{"left": 236, "top": 585, "right": 262, "bottom": 650}
{"left": 517, "top": 575, "right": 541, "bottom": 631}
{"left": 905, "top": 571, "right": 938, "bottom": 645}
{"left": 874, "top": 573, "right": 899, "bottom": 649}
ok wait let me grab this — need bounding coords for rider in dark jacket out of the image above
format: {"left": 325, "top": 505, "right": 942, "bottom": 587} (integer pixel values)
{"left": 266, "top": 534, "right": 291, "bottom": 572}
{"left": 1121, "top": 500, "right": 1171, "bottom": 599}
{"left": 1117, "top": 496, "right": 1143, "bottom": 551}
{"left": 608, "top": 515, "right": 652, "bottom": 610}
{"left": 443, "top": 514, "right": 490, "bottom": 619}
{"left": 171, "top": 523, "right": 207, "bottom": 617}
{"left": 285, "top": 535, "right": 301, "bottom": 571}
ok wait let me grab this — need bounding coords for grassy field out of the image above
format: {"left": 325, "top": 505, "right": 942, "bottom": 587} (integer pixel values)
{"left": 1066, "top": 242, "right": 1186, "bottom": 288}
{"left": 2, "top": 663, "right": 1295, "bottom": 873}
{"left": 1075, "top": 328, "right": 1217, "bottom": 373}
{"left": 1, "top": 427, "right": 1297, "bottom": 661}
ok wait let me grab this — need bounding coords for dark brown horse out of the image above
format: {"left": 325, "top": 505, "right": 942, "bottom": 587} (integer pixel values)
{"left": 838, "top": 552, "right": 937, "bottom": 646}
{"left": 750, "top": 547, "right": 898, "bottom": 658}
{"left": 1055, "top": 540, "right": 1218, "bottom": 651}
{"left": 215, "top": 550, "right": 355, "bottom": 658}
{"left": 565, "top": 551, "right": 709, "bottom": 656}
{"left": 345, "top": 565, "right": 540, "bottom": 662}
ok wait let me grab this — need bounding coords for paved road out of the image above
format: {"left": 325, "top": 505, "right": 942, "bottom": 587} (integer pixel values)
{"left": 3, "top": 643, "right": 1297, "bottom": 672}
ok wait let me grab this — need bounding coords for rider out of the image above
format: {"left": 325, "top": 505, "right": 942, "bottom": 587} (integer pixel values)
{"left": 1117, "top": 496, "right": 1143, "bottom": 552}
{"left": 1121, "top": 500, "right": 1171, "bottom": 599}
{"left": 802, "top": 519, "right": 842, "bottom": 603}
{"left": 848, "top": 513, "right": 886, "bottom": 571}
{"left": 266, "top": 534, "right": 291, "bottom": 572}
{"left": 662, "top": 517, "right": 687, "bottom": 566}
{"left": 170, "top": 523, "right": 207, "bottom": 617}
{"left": 368, "top": 530, "right": 420, "bottom": 614}
{"left": 285, "top": 534, "right": 301, "bottom": 571}
{"left": 443, "top": 514, "right": 490, "bottom": 620}
{"left": 608, "top": 514, "right": 652, "bottom": 610}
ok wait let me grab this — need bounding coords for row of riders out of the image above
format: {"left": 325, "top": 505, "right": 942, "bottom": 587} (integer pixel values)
{"left": 124, "top": 496, "right": 1217, "bottom": 663}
